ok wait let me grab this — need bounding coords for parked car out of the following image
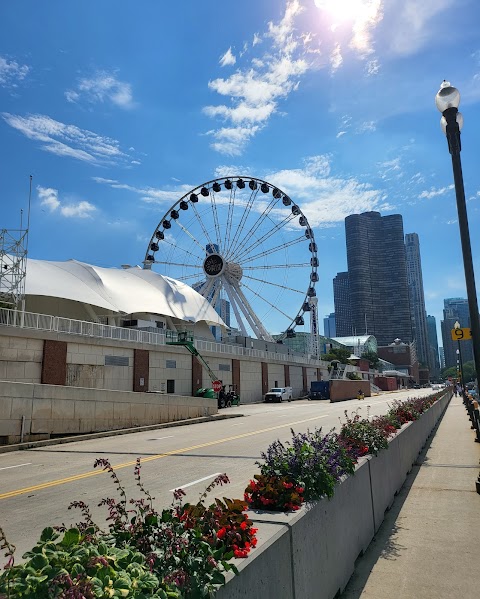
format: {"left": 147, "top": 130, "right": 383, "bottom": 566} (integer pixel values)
{"left": 413, "top": 384, "right": 421, "bottom": 389}
{"left": 264, "top": 387, "right": 293, "bottom": 403}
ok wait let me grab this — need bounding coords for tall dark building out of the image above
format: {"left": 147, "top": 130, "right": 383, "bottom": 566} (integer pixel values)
{"left": 426, "top": 315, "right": 440, "bottom": 377}
{"left": 440, "top": 298, "right": 474, "bottom": 369}
{"left": 333, "top": 272, "right": 352, "bottom": 336}
{"left": 405, "top": 233, "right": 429, "bottom": 367}
{"left": 345, "top": 211, "right": 412, "bottom": 346}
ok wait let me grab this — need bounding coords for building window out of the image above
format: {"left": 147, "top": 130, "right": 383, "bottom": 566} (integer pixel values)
{"left": 105, "top": 355, "right": 129, "bottom": 366}
{"left": 167, "top": 379, "right": 175, "bottom": 394}
{"left": 274, "top": 380, "right": 278, "bottom": 387}
{"left": 218, "top": 363, "right": 230, "bottom": 371}
{"left": 166, "top": 360, "right": 177, "bottom": 368}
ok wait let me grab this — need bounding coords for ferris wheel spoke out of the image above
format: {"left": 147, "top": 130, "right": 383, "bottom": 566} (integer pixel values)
{"left": 225, "top": 188, "right": 258, "bottom": 262}
{"left": 237, "top": 236, "right": 306, "bottom": 264}
{"left": 174, "top": 219, "right": 211, "bottom": 256}
{"left": 229, "top": 281, "right": 274, "bottom": 341}
{"left": 222, "top": 280, "right": 249, "bottom": 337}
{"left": 158, "top": 238, "right": 205, "bottom": 265}
{"left": 242, "top": 263, "right": 310, "bottom": 270}
{"left": 228, "top": 197, "right": 288, "bottom": 262}
{"left": 224, "top": 188, "right": 236, "bottom": 260}
{"left": 197, "top": 278, "right": 216, "bottom": 299}
{"left": 238, "top": 280, "right": 295, "bottom": 323}
{"left": 209, "top": 189, "right": 224, "bottom": 254}
{"left": 242, "top": 273, "right": 305, "bottom": 295}
{"left": 232, "top": 212, "right": 298, "bottom": 264}
{"left": 190, "top": 202, "right": 217, "bottom": 254}
{"left": 174, "top": 272, "right": 205, "bottom": 282}
{"left": 151, "top": 261, "right": 203, "bottom": 269}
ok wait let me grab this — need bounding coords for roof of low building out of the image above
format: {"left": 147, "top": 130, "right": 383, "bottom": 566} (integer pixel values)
{"left": 19, "top": 258, "right": 225, "bottom": 326}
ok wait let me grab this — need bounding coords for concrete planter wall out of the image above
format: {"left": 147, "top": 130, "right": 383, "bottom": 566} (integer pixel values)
{"left": 216, "top": 390, "right": 451, "bottom": 599}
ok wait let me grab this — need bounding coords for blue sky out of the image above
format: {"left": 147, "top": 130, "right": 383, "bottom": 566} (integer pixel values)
{"left": 1, "top": 0, "right": 480, "bottom": 343}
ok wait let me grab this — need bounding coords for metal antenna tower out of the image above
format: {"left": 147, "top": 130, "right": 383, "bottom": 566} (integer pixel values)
{"left": 0, "top": 176, "right": 32, "bottom": 309}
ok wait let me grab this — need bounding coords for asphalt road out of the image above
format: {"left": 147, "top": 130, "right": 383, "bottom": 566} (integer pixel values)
{"left": 0, "top": 388, "right": 434, "bottom": 566}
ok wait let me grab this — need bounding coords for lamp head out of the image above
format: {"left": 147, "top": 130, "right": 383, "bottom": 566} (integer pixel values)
{"left": 454, "top": 320, "right": 460, "bottom": 329}
{"left": 435, "top": 80, "right": 460, "bottom": 113}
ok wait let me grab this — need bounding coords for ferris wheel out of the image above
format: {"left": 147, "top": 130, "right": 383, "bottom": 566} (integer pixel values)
{"left": 143, "top": 176, "right": 319, "bottom": 347}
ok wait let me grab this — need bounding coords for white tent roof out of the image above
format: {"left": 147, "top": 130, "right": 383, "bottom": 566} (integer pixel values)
{"left": 22, "top": 258, "right": 225, "bottom": 327}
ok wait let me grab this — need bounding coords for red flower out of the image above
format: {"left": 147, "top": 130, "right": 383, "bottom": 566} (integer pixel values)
{"left": 283, "top": 481, "right": 294, "bottom": 489}
{"left": 295, "top": 486, "right": 304, "bottom": 493}
{"left": 217, "top": 527, "right": 227, "bottom": 539}
{"left": 240, "top": 521, "right": 248, "bottom": 530}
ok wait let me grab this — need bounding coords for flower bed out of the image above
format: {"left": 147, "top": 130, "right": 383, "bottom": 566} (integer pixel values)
{"left": 0, "top": 392, "right": 448, "bottom": 598}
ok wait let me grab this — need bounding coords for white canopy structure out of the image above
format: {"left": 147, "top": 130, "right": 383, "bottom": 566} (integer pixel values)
{"left": 20, "top": 258, "right": 226, "bottom": 328}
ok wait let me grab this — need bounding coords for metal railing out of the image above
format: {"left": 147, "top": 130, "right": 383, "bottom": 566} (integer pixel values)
{"left": 0, "top": 307, "right": 321, "bottom": 366}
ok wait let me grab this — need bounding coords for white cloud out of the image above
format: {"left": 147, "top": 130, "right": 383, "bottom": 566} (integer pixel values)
{"left": 366, "top": 59, "right": 380, "bottom": 75}
{"left": 2, "top": 113, "right": 135, "bottom": 165}
{"left": 330, "top": 44, "right": 343, "bottom": 72}
{"left": 349, "top": 0, "right": 384, "bottom": 57}
{"left": 37, "top": 186, "right": 96, "bottom": 218}
{"left": 214, "top": 165, "right": 253, "bottom": 178}
{"left": 419, "top": 184, "right": 454, "bottom": 199}
{"left": 386, "top": 0, "right": 454, "bottom": 57}
{"left": 0, "top": 56, "right": 29, "bottom": 87}
{"left": 92, "top": 176, "right": 192, "bottom": 205}
{"left": 93, "top": 154, "right": 390, "bottom": 229}
{"left": 204, "top": 0, "right": 312, "bottom": 155}
{"left": 219, "top": 47, "right": 236, "bottom": 67}
{"left": 65, "top": 70, "right": 134, "bottom": 109}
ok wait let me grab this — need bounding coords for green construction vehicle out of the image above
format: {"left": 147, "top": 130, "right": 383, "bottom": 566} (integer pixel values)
{"left": 166, "top": 330, "right": 240, "bottom": 408}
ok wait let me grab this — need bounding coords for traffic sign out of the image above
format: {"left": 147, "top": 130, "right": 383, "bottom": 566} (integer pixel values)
{"left": 451, "top": 327, "right": 472, "bottom": 341}
{"left": 212, "top": 380, "right": 222, "bottom": 393}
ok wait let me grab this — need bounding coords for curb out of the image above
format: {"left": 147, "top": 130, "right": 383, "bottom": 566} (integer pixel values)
{"left": 0, "top": 412, "right": 244, "bottom": 454}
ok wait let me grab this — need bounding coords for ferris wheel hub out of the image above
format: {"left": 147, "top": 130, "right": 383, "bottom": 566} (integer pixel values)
{"left": 225, "top": 262, "right": 243, "bottom": 284}
{"left": 203, "top": 253, "right": 225, "bottom": 278}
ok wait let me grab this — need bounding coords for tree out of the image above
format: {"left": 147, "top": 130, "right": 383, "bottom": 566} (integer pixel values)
{"left": 321, "top": 347, "right": 351, "bottom": 364}
{"left": 441, "top": 360, "right": 476, "bottom": 383}
{"left": 361, "top": 351, "right": 379, "bottom": 368}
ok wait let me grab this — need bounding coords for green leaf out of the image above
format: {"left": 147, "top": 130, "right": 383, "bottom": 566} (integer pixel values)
{"left": 60, "top": 528, "right": 81, "bottom": 548}
{"left": 29, "top": 553, "right": 49, "bottom": 570}
{"left": 40, "top": 527, "right": 57, "bottom": 542}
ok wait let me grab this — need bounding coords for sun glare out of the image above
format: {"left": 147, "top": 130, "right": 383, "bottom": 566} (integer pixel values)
{"left": 314, "top": 0, "right": 367, "bottom": 22}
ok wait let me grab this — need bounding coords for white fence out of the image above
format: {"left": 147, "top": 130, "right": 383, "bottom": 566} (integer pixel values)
{"left": 0, "top": 308, "right": 322, "bottom": 367}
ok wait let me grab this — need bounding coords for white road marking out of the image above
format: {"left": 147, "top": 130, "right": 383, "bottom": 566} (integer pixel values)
{"left": 0, "top": 463, "right": 32, "bottom": 471}
{"left": 148, "top": 436, "right": 174, "bottom": 440}
{"left": 169, "top": 473, "right": 221, "bottom": 492}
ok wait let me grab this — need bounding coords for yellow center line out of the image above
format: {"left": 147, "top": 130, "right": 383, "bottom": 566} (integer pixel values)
{"left": 0, "top": 414, "right": 328, "bottom": 501}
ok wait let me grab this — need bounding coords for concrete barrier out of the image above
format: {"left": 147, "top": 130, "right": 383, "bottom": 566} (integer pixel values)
{"left": 0, "top": 380, "right": 217, "bottom": 444}
{"left": 217, "top": 390, "right": 451, "bottom": 599}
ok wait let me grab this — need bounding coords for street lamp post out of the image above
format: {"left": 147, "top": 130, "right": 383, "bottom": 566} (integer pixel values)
{"left": 454, "top": 321, "right": 465, "bottom": 396}
{"left": 435, "top": 81, "right": 480, "bottom": 394}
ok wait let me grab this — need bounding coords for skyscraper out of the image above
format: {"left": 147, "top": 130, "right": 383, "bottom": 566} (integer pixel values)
{"left": 333, "top": 272, "right": 352, "bottom": 337}
{"left": 427, "top": 315, "right": 440, "bottom": 377}
{"left": 323, "top": 313, "right": 336, "bottom": 338}
{"left": 440, "top": 298, "right": 474, "bottom": 369}
{"left": 344, "top": 211, "right": 412, "bottom": 346}
{"left": 405, "top": 233, "right": 429, "bottom": 367}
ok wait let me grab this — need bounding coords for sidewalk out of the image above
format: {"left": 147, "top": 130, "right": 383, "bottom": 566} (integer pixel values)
{"left": 341, "top": 396, "right": 480, "bottom": 599}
